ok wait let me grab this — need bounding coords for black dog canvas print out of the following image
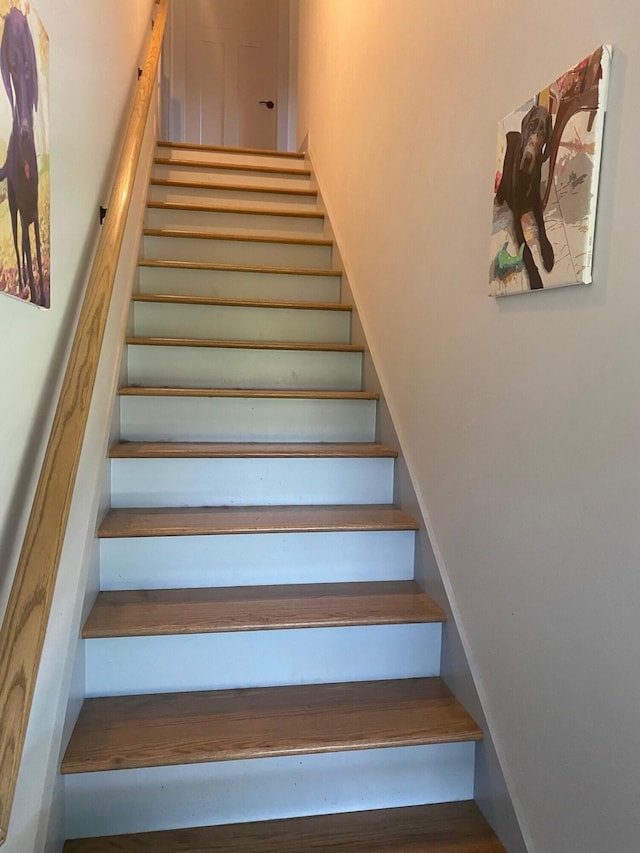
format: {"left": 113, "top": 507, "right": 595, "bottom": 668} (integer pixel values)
{"left": 490, "top": 46, "right": 611, "bottom": 296}
{"left": 0, "top": 1, "right": 49, "bottom": 308}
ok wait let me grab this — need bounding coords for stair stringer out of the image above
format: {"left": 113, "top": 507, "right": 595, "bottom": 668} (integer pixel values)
{"left": 306, "top": 149, "right": 529, "bottom": 853}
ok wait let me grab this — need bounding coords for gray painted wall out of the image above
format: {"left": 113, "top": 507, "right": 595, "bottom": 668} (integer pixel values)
{"left": 296, "top": 2, "right": 640, "bottom": 852}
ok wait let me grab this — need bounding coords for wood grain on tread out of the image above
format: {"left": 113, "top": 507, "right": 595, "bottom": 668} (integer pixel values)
{"left": 109, "top": 442, "right": 396, "bottom": 459}
{"left": 144, "top": 227, "right": 332, "bottom": 247}
{"left": 98, "top": 504, "right": 419, "bottom": 539}
{"left": 150, "top": 178, "right": 317, "bottom": 197}
{"left": 147, "top": 200, "right": 324, "bottom": 219}
{"left": 82, "top": 581, "right": 447, "bottom": 638}
{"left": 119, "top": 386, "right": 378, "bottom": 400}
{"left": 127, "top": 336, "right": 363, "bottom": 353}
{"left": 157, "top": 140, "right": 306, "bottom": 159}
{"left": 132, "top": 293, "right": 351, "bottom": 311}
{"left": 61, "top": 678, "right": 482, "bottom": 774}
{"left": 155, "top": 156, "right": 311, "bottom": 177}
{"left": 138, "top": 258, "right": 340, "bottom": 276}
{"left": 63, "top": 801, "right": 506, "bottom": 852}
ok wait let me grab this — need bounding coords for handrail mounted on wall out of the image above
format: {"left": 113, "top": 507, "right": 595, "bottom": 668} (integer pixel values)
{"left": 0, "top": 0, "right": 169, "bottom": 842}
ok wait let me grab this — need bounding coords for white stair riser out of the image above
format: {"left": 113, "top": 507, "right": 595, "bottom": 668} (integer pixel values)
{"left": 127, "top": 345, "right": 362, "bottom": 391}
{"left": 100, "top": 530, "right": 416, "bottom": 590}
{"left": 146, "top": 206, "right": 324, "bottom": 236}
{"left": 137, "top": 265, "right": 342, "bottom": 303}
{"left": 64, "top": 129, "right": 479, "bottom": 847}
{"left": 132, "top": 301, "right": 351, "bottom": 344}
{"left": 65, "top": 743, "right": 475, "bottom": 839}
{"left": 156, "top": 147, "right": 309, "bottom": 171}
{"left": 85, "top": 624, "right": 441, "bottom": 696}
{"left": 153, "top": 163, "right": 312, "bottom": 190}
{"left": 120, "top": 395, "right": 377, "bottom": 442}
{"left": 143, "top": 233, "right": 332, "bottom": 269}
{"left": 110, "top": 457, "right": 394, "bottom": 508}
{"left": 149, "top": 182, "right": 318, "bottom": 209}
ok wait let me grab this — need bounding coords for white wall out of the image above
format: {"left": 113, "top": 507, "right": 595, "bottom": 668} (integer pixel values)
{"left": 0, "top": 2, "right": 156, "bottom": 850}
{"left": 297, "top": 3, "right": 640, "bottom": 852}
{"left": 0, "top": 0, "right": 154, "bottom": 617}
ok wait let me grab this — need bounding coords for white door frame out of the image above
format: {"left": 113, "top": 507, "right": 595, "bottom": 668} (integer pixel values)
{"left": 161, "top": 0, "right": 296, "bottom": 150}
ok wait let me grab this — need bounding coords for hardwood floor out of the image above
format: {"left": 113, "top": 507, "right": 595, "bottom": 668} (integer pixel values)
{"left": 131, "top": 292, "right": 351, "bottom": 310}
{"left": 126, "top": 336, "right": 364, "bottom": 352}
{"left": 147, "top": 200, "right": 325, "bottom": 220}
{"left": 150, "top": 178, "right": 318, "bottom": 198}
{"left": 144, "top": 227, "right": 332, "bottom": 247}
{"left": 118, "top": 386, "right": 378, "bottom": 400}
{"left": 61, "top": 678, "right": 482, "bottom": 774}
{"left": 82, "top": 581, "right": 447, "bottom": 638}
{"left": 156, "top": 140, "right": 307, "bottom": 158}
{"left": 138, "top": 257, "right": 337, "bottom": 275}
{"left": 109, "top": 441, "right": 397, "bottom": 459}
{"left": 154, "top": 156, "right": 312, "bottom": 177}
{"left": 63, "top": 801, "right": 506, "bottom": 852}
{"left": 98, "top": 504, "right": 419, "bottom": 539}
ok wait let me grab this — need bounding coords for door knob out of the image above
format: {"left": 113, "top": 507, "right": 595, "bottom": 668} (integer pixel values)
{"left": 259, "top": 100, "right": 275, "bottom": 109}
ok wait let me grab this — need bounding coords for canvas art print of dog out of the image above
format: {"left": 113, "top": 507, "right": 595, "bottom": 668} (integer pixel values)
{"left": 490, "top": 46, "right": 611, "bottom": 297}
{"left": 0, "top": 1, "right": 49, "bottom": 308}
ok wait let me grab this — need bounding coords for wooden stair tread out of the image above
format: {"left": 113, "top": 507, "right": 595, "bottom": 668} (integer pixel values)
{"left": 61, "top": 677, "right": 482, "bottom": 774}
{"left": 109, "top": 441, "right": 396, "bottom": 459}
{"left": 147, "top": 200, "right": 324, "bottom": 219}
{"left": 119, "top": 386, "right": 378, "bottom": 400}
{"left": 98, "top": 504, "right": 419, "bottom": 539}
{"left": 138, "top": 258, "right": 340, "bottom": 276}
{"left": 155, "top": 156, "right": 311, "bottom": 177}
{"left": 157, "top": 140, "right": 306, "bottom": 160}
{"left": 150, "top": 177, "right": 317, "bottom": 197}
{"left": 82, "top": 581, "right": 447, "bottom": 638}
{"left": 62, "top": 140, "right": 488, "bottom": 845}
{"left": 127, "top": 336, "right": 363, "bottom": 353}
{"left": 144, "top": 227, "right": 333, "bottom": 247}
{"left": 63, "top": 801, "right": 506, "bottom": 852}
{"left": 132, "top": 293, "right": 351, "bottom": 311}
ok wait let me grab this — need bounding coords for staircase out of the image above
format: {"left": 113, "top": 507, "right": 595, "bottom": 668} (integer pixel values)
{"left": 61, "top": 142, "right": 506, "bottom": 851}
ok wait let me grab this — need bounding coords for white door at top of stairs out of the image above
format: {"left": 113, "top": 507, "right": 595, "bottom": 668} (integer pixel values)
{"left": 175, "top": 0, "right": 279, "bottom": 149}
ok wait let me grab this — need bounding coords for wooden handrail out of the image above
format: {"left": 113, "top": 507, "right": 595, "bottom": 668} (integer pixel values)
{"left": 0, "top": 0, "right": 169, "bottom": 842}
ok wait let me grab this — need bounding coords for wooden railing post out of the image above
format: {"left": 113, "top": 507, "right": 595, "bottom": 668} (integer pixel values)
{"left": 0, "top": 0, "right": 169, "bottom": 843}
